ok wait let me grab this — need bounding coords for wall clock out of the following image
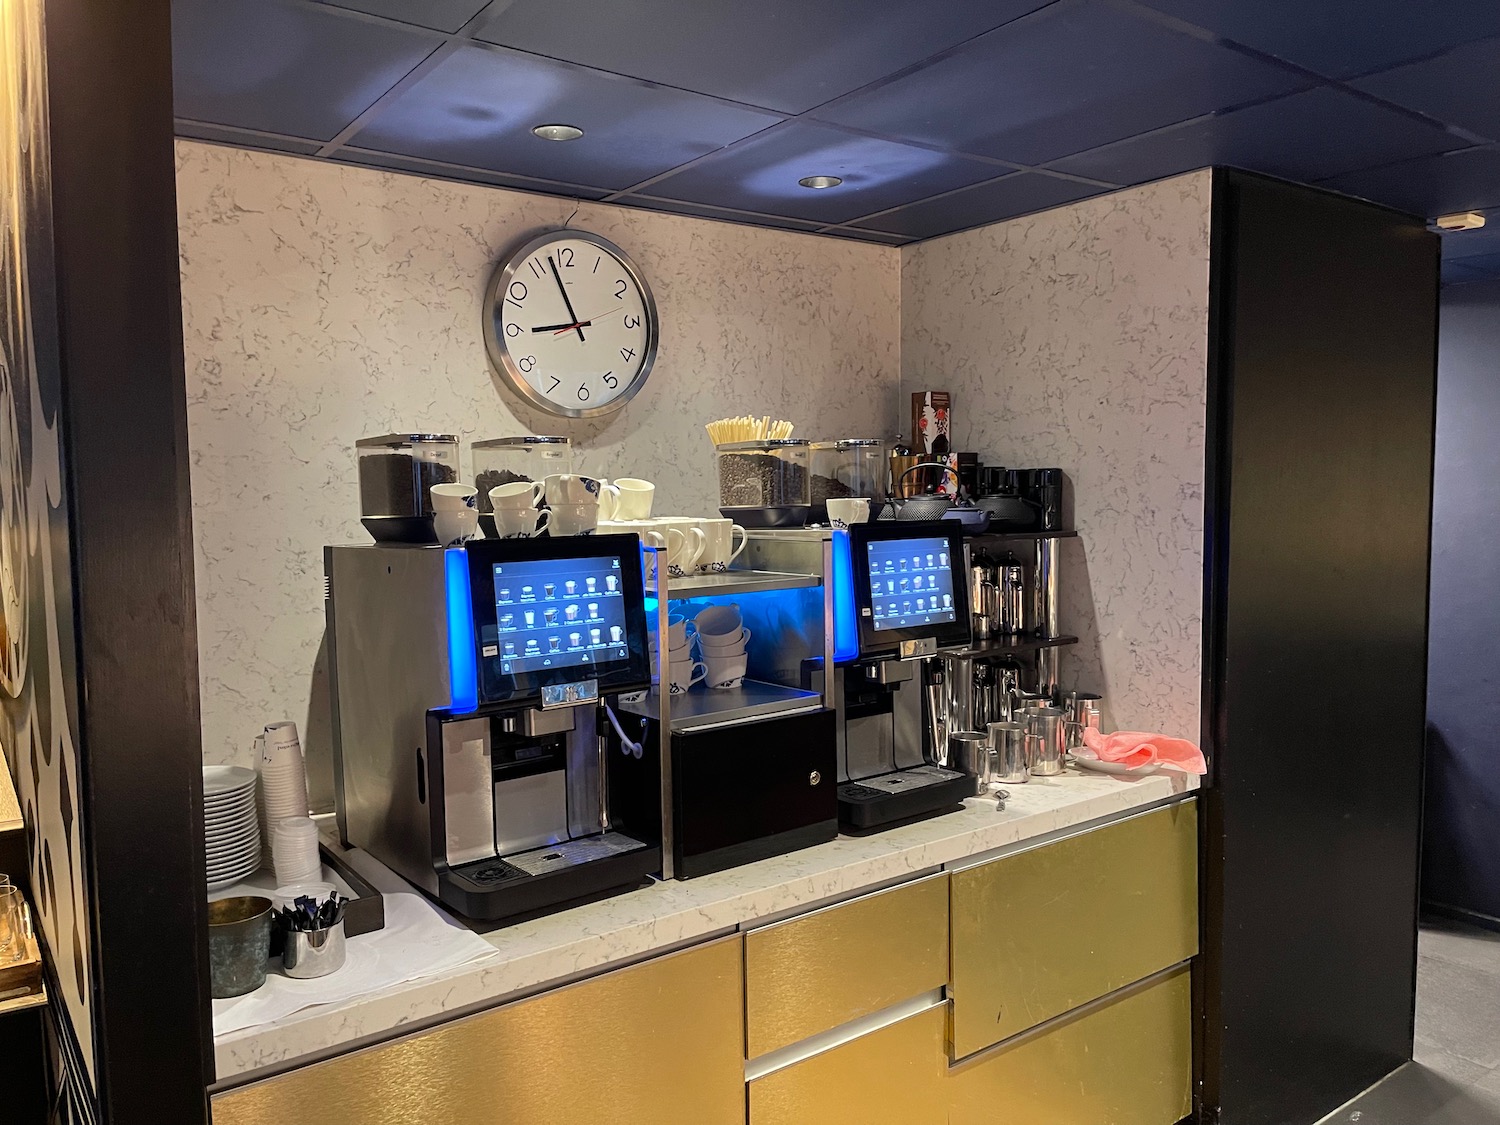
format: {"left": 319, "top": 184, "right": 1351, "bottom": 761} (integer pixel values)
{"left": 483, "top": 230, "right": 659, "bottom": 419}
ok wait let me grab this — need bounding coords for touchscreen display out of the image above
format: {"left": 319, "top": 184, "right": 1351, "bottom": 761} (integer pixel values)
{"left": 482, "top": 556, "right": 629, "bottom": 675}
{"left": 866, "top": 537, "right": 958, "bottom": 632}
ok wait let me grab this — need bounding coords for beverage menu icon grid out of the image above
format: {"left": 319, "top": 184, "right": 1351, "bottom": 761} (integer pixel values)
{"left": 484, "top": 557, "right": 629, "bottom": 674}
{"left": 866, "top": 537, "right": 958, "bottom": 632}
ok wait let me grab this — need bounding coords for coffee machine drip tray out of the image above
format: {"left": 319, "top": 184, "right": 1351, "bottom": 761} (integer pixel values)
{"left": 838, "top": 765, "right": 973, "bottom": 832}
{"left": 441, "top": 831, "right": 656, "bottom": 923}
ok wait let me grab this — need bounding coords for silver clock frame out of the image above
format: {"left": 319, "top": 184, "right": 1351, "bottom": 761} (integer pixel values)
{"left": 482, "top": 229, "right": 660, "bottom": 420}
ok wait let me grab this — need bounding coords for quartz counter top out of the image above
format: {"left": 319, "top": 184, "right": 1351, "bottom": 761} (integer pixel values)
{"left": 213, "top": 767, "right": 1199, "bottom": 1085}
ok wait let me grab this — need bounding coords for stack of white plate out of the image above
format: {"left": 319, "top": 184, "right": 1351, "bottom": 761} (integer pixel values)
{"left": 204, "top": 766, "right": 261, "bottom": 890}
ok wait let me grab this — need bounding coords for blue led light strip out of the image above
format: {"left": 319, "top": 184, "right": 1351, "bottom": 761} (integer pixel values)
{"left": 444, "top": 547, "right": 478, "bottom": 712}
{"left": 831, "top": 529, "right": 858, "bottom": 663}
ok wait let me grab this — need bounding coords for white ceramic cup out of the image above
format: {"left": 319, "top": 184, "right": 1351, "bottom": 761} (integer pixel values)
{"left": 639, "top": 520, "right": 706, "bottom": 577}
{"left": 434, "top": 507, "right": 481, "bottom": 546}
{"left": 493, "top": 506, "right": 547, "bottom": 538}
{"left": 544, "top": 474, "right": 607, "bottom": 506}
{"left": 666, "top": 660, "right": 706, "bottom": 695}
{"left": 430, "top": 483, "right": 478, "bottom": 511}
{"left": 489, "top": 481, "right": 544, "bottom": 510}
{"left": 826, "top": 497, "right": 872, "bottom": 528}
{"left": 698, "top": 626, "right": 750, "bottom": 655}
{"left": 703, "top": 653, "right": 748, "bottom": 690}
{"left": 612, "top": 478, "right": 655, "bottom": 520}
{"left": 547, "top": 502, "right": 598, "bottom": 537}
{"left": 694, "top": 603, "right": 743, "bottom": 638}
{"left": 694, "top": 518, "right": 747, "bottom": 574}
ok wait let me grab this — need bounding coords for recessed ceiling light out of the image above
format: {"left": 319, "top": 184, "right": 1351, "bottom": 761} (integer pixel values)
{"left": 799, "top": 175, "right": 843, "bottom": 190}
{"left": 532, "top": 123, "right": 584, "bottom": 142}
{"left": 1435, "top": 211, "right": 1486, "bottom": 231}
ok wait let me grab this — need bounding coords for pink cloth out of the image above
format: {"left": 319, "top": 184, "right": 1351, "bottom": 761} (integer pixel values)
{"left": 1080, "top": 728, "right": 1207, "bottom": 774}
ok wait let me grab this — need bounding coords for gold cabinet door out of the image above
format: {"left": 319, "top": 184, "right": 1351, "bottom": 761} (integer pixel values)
{"left": 745, "top": 873, "right": 949, "bottom": 1058}
{"left": 213, "top": 936, "right": 745, "bottom": 1125}
{"left": 950, "top": 801, "right": 1198, "bottom": 1056}
{"left": 749, "top": 1004, "right": 949, "bottom": 1125}
{"left": 948, "top": 967, "right": 1192, "bottom": 1125}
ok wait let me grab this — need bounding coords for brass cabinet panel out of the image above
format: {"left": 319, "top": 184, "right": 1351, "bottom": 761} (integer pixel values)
{"left": 950, "top": 801, "right": 1198, "bottom": 1056}
{"left": 948, "top": 968, "right": 1193, "bottom": 1125}
{"left": 745, "top": 874, "right": 949, "bottom": 1058}
{"left": 213, "top": 937, "right": 745, "bottom": 1125}
{"left": 749, "top": 1005, "right": 949, "bottom": 1125}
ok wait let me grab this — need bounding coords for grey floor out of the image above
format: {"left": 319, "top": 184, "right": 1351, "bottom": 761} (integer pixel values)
{"left": 1325, "top": 918, "right": 1500, "bottom": 1124}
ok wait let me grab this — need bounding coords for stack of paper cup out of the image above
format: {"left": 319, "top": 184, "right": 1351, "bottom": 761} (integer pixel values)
{"left": 258, "top": 721, "right": 310, "bottom": 871}
{"left": 272, "top": 816, "right": 322, "bottom": 886}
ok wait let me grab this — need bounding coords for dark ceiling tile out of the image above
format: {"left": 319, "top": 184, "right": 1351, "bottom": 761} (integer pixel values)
{"left": 174, "top": 119, "right": 324, "bottom": 155}
{"left": 336, "top": 146, "right": 612, "bottom": 198}
{"left": 849, "top": 172, "right": 1109, "bottom": 240}
{"left": 1049, "top": 87, "right": 1469, "bottom": 185}
{"left": 1319, "top": 146, "right": 1500, "bottom": 218}
{"left": 1351, "top": 38, "right": 1500, "bottom": 143}
{"left": 1133, "top": 0, "right": 1500, "bottom": 80}
{"left": 316, "top": 0, "right": 490, "bottom": 34}
{"left": 642, "top": 121, "right": 998, "bottom": 225}
{"left": 349, "top": 45, "right": 781, "bottom": 191}
{"left": 614, "top": 195, "right": 826, "bottom": 233}
{"left": 1438, "top": 211, "right": 1500, "bottom": 262}
{"left": 171, "top": 0, "right": 438, "bottom": 142}
{"left": 811, "top": 0, "right": 1309, "bottom": 166}
{"left": 474, "top": 0, "right": 1053, "bottom": 114}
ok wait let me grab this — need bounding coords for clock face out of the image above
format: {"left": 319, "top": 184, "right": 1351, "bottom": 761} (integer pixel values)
{"left": 484, "top": 232, "right": 658, "bottom": 419}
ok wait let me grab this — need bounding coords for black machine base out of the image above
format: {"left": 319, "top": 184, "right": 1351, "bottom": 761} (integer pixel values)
{"left": 436, "top": 832, "right": 658, "bottom": 924}
{"left": 838, "top": 766, "right": 975, "bottom": 831}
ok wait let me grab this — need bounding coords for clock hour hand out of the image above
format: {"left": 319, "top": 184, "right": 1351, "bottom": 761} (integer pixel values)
{"left": 531, "top": 321, "right": 591, "bottom": 333}
{"left": 548, "top": 256, "right": 586, "bottom": 342}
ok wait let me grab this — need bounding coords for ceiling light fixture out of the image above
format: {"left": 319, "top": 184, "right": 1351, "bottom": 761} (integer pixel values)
{"left": 799, "top": 175, "right": 843, "bottom": 190}
{"left": 532, "top": 123, "right": 584, "bottom": 142}
{"left": 1435, "top": 211, "right": 1486, "bottom": 231}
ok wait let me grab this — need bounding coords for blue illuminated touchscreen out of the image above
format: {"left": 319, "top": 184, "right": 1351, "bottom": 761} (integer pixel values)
{"left": 482, "top": 556, "right": 629, "bottom": 675}
{"left": 866, "top": 537, "right": 958, "bottom": 632}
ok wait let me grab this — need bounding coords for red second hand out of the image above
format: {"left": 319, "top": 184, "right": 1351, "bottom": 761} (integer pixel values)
{"left": 552, "top": 307, "right": 624, "bottom": 335}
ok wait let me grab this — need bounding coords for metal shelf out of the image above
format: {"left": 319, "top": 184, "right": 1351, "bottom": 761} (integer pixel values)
{"left": 956, "top": 634, "right": 1079, "bottom": 658}
{"left": 0, "top": 985, "right": 46, "bottom": 1018}
{"left": 651, "top": 569, "right": 822, "bottom": 599}
{"left": 619, "top": 679, "right": 823, "bottom": 731}
{"left": 972, "top": 529, "right": 1079, "bottom": 544}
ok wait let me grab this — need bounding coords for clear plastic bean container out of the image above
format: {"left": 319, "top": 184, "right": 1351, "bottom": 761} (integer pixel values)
{"left": 472, "top": 436, "right": 573, "bottom": 513}
{"left": 717, "top": 439, "right": 811, "bottom": 527}
{"left": 356, "top": 433, "right": 459, "bottom": 519}
{"left": 809, "top": 439, "right": 890, "bottom": 519}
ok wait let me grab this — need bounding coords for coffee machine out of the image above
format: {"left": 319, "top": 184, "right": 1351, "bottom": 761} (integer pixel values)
{"left": 804, "top": 521, "right": 977, "bottom": 831}
{"left": 325, "top": 536, "right": 660, "bottom": 923}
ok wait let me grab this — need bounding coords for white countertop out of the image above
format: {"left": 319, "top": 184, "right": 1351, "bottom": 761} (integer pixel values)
{"left": 213, "top": 766, "right": 1199, "bottom": 1084}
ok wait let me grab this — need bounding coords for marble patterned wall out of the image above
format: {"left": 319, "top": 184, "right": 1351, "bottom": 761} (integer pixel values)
{"left": 175, "top": 141, "right": 900, "bottom": 784}
{"left": 901, "top": 172, "right": 1212, "bottom": 739}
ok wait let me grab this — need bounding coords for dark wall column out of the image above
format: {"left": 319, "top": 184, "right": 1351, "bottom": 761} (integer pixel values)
{"left": 1198, "top": 171, "right": 1438, "bottom": 1125}
{"left": 43, "top": 0, "right": 212, "bottom": 1120}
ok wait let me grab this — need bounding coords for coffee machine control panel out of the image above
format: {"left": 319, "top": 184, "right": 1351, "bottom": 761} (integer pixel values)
{"left": 847, "top": 522, "right": 972, "bottom": 660}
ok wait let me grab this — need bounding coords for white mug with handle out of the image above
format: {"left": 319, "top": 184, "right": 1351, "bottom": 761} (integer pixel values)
{"left": 666, "top": 661, "right": 707, "bottom": 695}
{"left": 695, "top": 518, "right": 748, "bottom": 574}
{"left": 489, "top": 480, "right": 545, "bottom": 510}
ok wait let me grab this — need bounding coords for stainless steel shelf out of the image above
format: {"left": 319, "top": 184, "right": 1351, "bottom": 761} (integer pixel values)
{"left": 650, "top": 569, "right": 822, "bottom": 599}
{"left": 619, "top": 679, "right": 823, "bottom": 731}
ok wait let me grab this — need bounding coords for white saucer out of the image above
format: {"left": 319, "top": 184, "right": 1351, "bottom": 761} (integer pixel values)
{"left": 1069, "top": 753, "right": 1160, "bottom": 777}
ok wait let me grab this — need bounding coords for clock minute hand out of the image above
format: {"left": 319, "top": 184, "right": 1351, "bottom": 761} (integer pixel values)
{"left": 548, "top": 256, "right": 585, "bottom": 342}
{"left": 531, "top": 321, "right": 591, "bottom": 333}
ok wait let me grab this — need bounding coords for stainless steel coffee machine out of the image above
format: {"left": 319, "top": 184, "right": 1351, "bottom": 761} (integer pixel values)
{"left": 804, "top": 521, "right": 977, "bottom": 831}
{"left": 325, "top": 536, "right": 659, "bottom": 923}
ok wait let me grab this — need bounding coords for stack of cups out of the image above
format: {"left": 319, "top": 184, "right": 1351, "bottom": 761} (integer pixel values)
{"left": 272, "top": 816, "right": 322, "bottom": 886}
{"left": 694, "top": 604, "right": 749, "bottom": 691}
{"left": 652, "top": 614, "right": 705, "bottom": 695}
{"left": 259, "top": 721, "right": 310, "bottom": 872}
{"left": 430, "top": 483, "right": 480, "bottom": 546}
